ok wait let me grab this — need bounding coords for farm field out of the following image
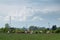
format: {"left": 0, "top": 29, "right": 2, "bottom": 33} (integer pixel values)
{"left": 0, "top": 33, "right": 60, "bottom": 40}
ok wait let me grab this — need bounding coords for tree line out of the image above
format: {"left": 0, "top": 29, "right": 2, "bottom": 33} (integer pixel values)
{"left": 0, "top": 23, "right": 60, "bottom": 34}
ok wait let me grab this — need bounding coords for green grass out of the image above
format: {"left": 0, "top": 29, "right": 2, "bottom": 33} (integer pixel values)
{"left": 0, "top": 33, "right": 60, "bottom": 40}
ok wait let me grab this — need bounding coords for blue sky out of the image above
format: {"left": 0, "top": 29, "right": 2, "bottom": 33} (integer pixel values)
{"left": 0, "top": 0, "right": 60, "bottom": 28}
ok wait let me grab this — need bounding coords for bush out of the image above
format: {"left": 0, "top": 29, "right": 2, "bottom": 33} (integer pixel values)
{"left": 54, "top": 29, "right": 60, "bottom": 33}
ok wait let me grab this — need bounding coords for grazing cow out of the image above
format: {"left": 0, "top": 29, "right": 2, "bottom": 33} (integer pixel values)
{"left": 39, "top": 31, "right": 43, "bottom": 33}
{"left": 7, "top": 31, "right": 10, "bottom": 33}
{"left": 25, "top": 31, "right": 28, "bottom": 34}
{"left": 46, "top": 31, "right": 50, "bottom": 34}
{"left": 25, "top": 30, "right": 33, "bottom": 34}
{"left": 30, "top": 31, "right": 33, "bottom": 34}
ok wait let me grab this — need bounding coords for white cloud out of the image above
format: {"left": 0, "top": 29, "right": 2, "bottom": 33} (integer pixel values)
{"left": 31, "top": 6, "right": 60, "bottom": 14}
{"left": 0, "top": 4, "right": 34, "bottom": 21}
{"left": 0, "top": 3, "right": 60, "bottom": 22}
{"left": 3, "top": 16, "right": 26, "bottom": 22}
{"left": 57, "top": 18, "right": 60, "bottom": 20}
{"left": 0, "top": 16, "right": 3, "bottom": 20}
{"left": 32, "top": 16, "right": 43, "bottom": 21}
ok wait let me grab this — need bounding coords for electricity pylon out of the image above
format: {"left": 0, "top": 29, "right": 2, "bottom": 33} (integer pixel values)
{"left": 9, "top": 16, "right": 11, "bottom": 27}
{"left": 48, "top": 22, "right": 50, "bottom": 28}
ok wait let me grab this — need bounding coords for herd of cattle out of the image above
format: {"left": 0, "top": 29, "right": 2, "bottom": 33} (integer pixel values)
{"left": 7, "top": 30, "right": 50, "bottom": 34}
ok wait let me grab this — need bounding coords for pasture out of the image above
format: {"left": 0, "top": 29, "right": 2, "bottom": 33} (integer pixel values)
{"left": 0, "top": 33, "right": 60, "bottom": 40}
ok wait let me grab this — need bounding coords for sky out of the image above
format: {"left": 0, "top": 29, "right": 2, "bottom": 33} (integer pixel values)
{"left": 0, "top": 0, "right": 60, "bottom": 28}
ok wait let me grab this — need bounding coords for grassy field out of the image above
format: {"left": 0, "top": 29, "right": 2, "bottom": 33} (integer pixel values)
{"left": 0, "top": 33, "right": 60, "bottom": 40}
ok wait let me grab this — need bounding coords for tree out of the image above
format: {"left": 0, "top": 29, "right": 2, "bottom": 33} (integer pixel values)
{"left": 54, "top": 27, "right": 60, "bottom": 33}
{"left": 22, "top": 27, "right": 27, "bottom": 31}
{"left": 39, "top": 27, "right": 46, "bottom": 30}
{"left": 52, "top": 25, "right": 57, "bottom": 30}
{"left": 5, "top": 23, "right": 10, "bottom": 28}
{"left": 4, "top": 23, "right": 10, "bottom": 32}
{"left": 29, "top": 26, "right": 38, "bottom": 31}
{"left": 0, "top": 28, "right": 4, "bottom": 33}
